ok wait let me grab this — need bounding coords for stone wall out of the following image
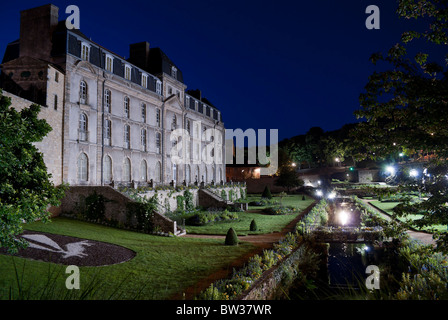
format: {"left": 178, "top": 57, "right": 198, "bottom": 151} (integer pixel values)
{"left": 240, "top": 245, "right": 305, "bottom": 300}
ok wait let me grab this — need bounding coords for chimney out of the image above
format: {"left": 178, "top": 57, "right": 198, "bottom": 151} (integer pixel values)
{"left": 129, "top": 42, "right": 150, "bottom": 70}
{"left": 20, "top": 4, "right": 59, "bottom": 61}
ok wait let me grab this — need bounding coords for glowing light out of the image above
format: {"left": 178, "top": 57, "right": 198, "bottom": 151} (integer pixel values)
{"left": 316, "top": 190, "right": 323, "bottom": 197}
{"left": 339, "top": 210, "right": 349, "bottom": 225}
{"left": 409, "top": 169, "right": 418, "bottom": 177}
{"left": 327, "top": 192, "right": 336, "bottom": 200}
{"left": 385, "top": 166, "right": 395, "bottom": 175}
{"left": 291, "top": 163, "right": 296, "bottom": 167}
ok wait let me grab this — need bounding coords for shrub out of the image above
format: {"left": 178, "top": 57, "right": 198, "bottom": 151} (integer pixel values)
{"left": 84, "top": 191, "right": 106, "bottom": 221}
{"left": 221, "top": 189, "right": 227, "bottom": 200}
{"left": 184, "top": 189, "right": 195, "bottom": 212}
{"left": 250, "top": 219, "right": 258, "bottom": 231}
{"left": 261, "top": 185, "right": 272, "bottom": 199}
{"left": 225, "top": 228, "right": 239, "bottom": 246}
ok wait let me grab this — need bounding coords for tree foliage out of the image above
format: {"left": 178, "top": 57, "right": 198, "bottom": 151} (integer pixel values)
{"left": 0, "top": 90, "right": 66, "bottom": 253}
{"left": 353, "top": 0, "right": 448, "bottom": 252}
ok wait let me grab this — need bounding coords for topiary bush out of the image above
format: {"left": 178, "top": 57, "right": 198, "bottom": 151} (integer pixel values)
{"left": 250, "top": 219, "right": 258, "bottom": 231}
{"left": 225, "top": 227, "right": 239, "bottom": 246}
{"left": 261, "top": 185, "right": 272, "bottom": 199}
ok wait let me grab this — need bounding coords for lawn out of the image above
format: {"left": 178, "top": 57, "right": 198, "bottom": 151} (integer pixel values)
{"left": 185, "top": 194, "right": 315, "bottom": 235}
{"left": 369, "top": 200, "right": 447, "bottom": 233}
{"left": 0, "top": 217, "right": 255, "bottom": 300}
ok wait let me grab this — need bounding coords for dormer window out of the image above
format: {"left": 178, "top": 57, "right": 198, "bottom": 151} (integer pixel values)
{"left": 124, "top": 64, "right": 131, "bottom": 80}
{"left": 171, "top": 66, "right": 177, "bottom": 79}
{"left": 81, "top": 42, "right": 90, "bottom": 61}
{"left": 141, "top": 73, "right": 148, "bottom": 88}
{"left": 105, "top": 54, "right": 113, "bottom": 72}
{"left": 156, "top": 80, "right": 162, "bottom": 95}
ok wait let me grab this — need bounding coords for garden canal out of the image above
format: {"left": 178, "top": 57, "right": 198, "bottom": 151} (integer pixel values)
{"left": 287, "top": 197, "right": 399, "bottom": 299}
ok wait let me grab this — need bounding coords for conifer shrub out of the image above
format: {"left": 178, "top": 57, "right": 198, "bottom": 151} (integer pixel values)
{"left": 224, "top": 227, "right": 239, "bottom": 246}
{"left": 261, "top": 185, "right": 272, "bottom": 199}
{"left": 250, "top": 219, "right": 258, "bottom": 231}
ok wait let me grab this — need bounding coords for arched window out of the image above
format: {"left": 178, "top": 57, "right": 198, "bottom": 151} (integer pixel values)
{"left": 155, "top": 161, "right": 162, "bottom": 182}
{"left": 79, "top": 113, "right": 88, "bottom": 141}
{"left": 77, "top": 152, "right": 88, "bottom": 181}
{"left": 104, "top": 155, "right": 112, "bottom": 182}
{"left": 196, "top": 165, "right": 200, "bottom": 183}
{"left": 140, "top": 160, "right": 147, "bottom": 181}
{"left": 80, "top": 81, "right": 87, "bottom": 104}
{"left": 123, "top": 157, "right": 131, "bottom": 182}
{"left": 124, "top": 96, "right": 130, "bottom": 118}
{"left": 104, "top": 89, "right": 111, "bottom": 113}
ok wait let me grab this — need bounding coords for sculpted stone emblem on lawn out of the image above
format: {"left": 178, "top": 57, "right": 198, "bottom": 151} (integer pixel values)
{"left": 21, "top": 234, "right": 92, "bottom": 259}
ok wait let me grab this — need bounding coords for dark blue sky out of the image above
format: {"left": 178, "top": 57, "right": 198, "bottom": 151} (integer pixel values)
{"left": 0, "top": 0, "right": 421, "bottom": 142}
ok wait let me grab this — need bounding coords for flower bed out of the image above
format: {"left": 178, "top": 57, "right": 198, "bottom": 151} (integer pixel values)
{"left": 263, "top": 205, "right": 298, "bottom": 215}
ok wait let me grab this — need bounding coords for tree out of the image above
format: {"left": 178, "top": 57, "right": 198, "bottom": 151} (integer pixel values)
{"left": 0, "top": 91, "right": 66, "bottom": 253}
{"left": 353, "top": 1, "right": 448, "bottom": 252}
{"left": 275, "top": 166, "right": 304, "bottom": 193}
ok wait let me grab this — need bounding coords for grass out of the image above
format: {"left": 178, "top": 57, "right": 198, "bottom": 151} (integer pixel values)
{"left": 0, "top": 217, "right": 255, "bottom": 300}
{"left": 369, "top": 200, "right": 447, "bottom": 232}
{"left": 186, "top": 194, "right": 315, "bottom": 235}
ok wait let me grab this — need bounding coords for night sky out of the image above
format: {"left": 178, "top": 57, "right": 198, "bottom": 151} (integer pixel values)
{"left": 0, "top": 0, "right": 425, "bottom": 143}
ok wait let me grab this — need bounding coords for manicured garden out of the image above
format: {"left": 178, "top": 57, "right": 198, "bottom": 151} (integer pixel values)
{"left": 171, "top": 193, "right": 314, "bottom": 235}
{"left": 0, "top": 191, "right": 315, "bottom": 300}
{"left": 0, "top": 217, "right": 254, "bottom": 300}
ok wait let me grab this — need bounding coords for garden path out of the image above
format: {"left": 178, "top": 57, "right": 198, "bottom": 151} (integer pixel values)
{"left": 170, "top": 202, "right": 316, "bottom": 299}
{"left": 361, "top": 199, "right": 436, "bottom": 247}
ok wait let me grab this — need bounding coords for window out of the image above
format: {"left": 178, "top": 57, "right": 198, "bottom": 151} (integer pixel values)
{"left": 104, "top": 155, "right": 112, "bottom": 182}
{"left": 104, "top": 89, "right": 111, "bottom": 113}
{"left": 55, "top": 71, "right": 59, "bottom": 82}
{"left": 141, "top": 73, "right": 148, "bottom": 88}
{"left": 79, "top": 113, "right": 88, "bottom": 141}
{"left": 141, "top": 104, "right": 146, "bottom": 123}
{"left": 104, "top": 119, "right": 111, "bottom": 145}
{"left": 156, "top": 80, "right": 162, "bottom": 95}
{"left": 195, "top": 101, "right": 198, "bottom": 111}
{"left": 156, "top": 108, "right": 161, "bottom": 127}
{"left": 123, "top": 158, "right": 131, "bottom": 182}
{"left": 168, "top": 87, "right": 173, "bottom": 95}
{"left": 124, "top": 96, "right": 130, "bottom": 118}
{"left": 141, "top": 129, "right": 147, "bottom": 151}
{"left": 171, "top": 66, "right": 177, "bottom": 79}
{"left": 105, "top": 54, "right": 113, "bottom": 72}
{"left": 186, "top": 120, "right": 191, "bottom": 135}
{"left": 54, "top": 94, "right": 58, "bottom": 110}
{"left": 81, "top": 43, "right": 90, "bottom": 61}
{"left": 185, "top": 96, "right": 190, "bottom": 109}
{"left": 124, "top": 125, "right": 130, "bottom": 149}
{"left": 125, "top": 64, "right": 131, "bottom": 80}
{"left": 77, "top": 153, "right": 89, "bottom": 181}
{"left": 80, "top": 81, "right": 87, "bottom": 104}
{"left": 171, "top": 114, "right": 177, "bottom": 131}
{"left": 155, "top": 161, "right": 162, "bottom": 183}
{"left": 140, "top": 160, "right": 147, "bottom": 181}
{"left": 186, "top": 165, "right": 191, "bottom": 184}
{"left": 156, "top": 132, "right": 161, "bottom": 154}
